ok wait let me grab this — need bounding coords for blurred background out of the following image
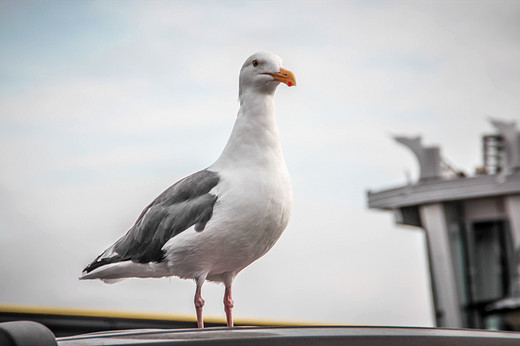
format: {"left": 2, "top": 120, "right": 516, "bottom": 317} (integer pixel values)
{"left": 1, "top": 0, "right": 519, "bottom": 328}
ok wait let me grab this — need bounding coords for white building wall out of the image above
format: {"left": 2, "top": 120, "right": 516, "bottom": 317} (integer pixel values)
{"left": 419, "top": 203, "right": 463, "bottom": 328}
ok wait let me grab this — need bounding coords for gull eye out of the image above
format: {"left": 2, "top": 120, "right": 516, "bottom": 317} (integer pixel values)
{"left": 252, "top": 59, "right": 259, "bottom": 67}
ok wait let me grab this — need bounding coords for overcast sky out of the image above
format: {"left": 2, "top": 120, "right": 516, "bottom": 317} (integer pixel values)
{"left": 1, "top": 0, "right": 519, "bottom": 327}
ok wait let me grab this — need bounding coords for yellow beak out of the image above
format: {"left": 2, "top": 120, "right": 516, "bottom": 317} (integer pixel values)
{"left": 265, "top": 67, "right": 296, "bottom": 87}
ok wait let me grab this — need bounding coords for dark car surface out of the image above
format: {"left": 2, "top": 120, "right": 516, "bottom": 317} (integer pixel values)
{"left": 4, "top": 321, "right": 520, "bottom": 346}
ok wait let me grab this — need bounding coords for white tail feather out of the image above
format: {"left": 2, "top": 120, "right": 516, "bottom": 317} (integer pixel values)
{"left": 79, "top": 261, "right": 171, "bottom": 281}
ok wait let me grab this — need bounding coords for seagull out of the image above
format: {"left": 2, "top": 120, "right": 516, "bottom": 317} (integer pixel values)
{"left": 80, "top": 51, "right": 296, "bottom": 328}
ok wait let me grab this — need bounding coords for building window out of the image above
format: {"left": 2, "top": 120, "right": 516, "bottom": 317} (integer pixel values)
{"left": 464, "top": 220, "right": 513, "bottom": 329}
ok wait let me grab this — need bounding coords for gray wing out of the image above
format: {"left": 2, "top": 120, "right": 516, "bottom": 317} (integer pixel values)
{"left": 83, "top": 169, "right": 220, "bottom": 273}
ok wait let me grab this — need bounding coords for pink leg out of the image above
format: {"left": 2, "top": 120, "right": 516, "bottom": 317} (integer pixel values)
{"left": 224, "top": 284, "right": 234, "bottom": 327}
{"left": 194, "top": 283, "right": 205, "bottom": 328}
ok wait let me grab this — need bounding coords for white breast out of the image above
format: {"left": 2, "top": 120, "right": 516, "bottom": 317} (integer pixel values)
{"left": 163, "top": 162, "right": 292, "bottom": 282}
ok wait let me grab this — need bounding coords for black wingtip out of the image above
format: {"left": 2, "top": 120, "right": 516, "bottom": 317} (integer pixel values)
{"left": 83, "top": 256, "right": 122, "bottom": 273}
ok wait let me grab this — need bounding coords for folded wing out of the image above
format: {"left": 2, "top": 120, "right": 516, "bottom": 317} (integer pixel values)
{"left": 82, "top": 169, "right": 220, "bottom": 274}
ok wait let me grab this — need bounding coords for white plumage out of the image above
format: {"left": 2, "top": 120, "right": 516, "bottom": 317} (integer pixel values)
{"left": 80, "top": 51, "right": 296, "bottom": 328}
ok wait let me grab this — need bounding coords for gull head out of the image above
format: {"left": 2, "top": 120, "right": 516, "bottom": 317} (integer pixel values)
{"left": 239, "top": 52, "right": 296, "bottom": 99}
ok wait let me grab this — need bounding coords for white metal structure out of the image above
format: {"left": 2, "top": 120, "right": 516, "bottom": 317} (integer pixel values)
{"left": 367, "top": 119, "right": 520, "bottom": 330}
